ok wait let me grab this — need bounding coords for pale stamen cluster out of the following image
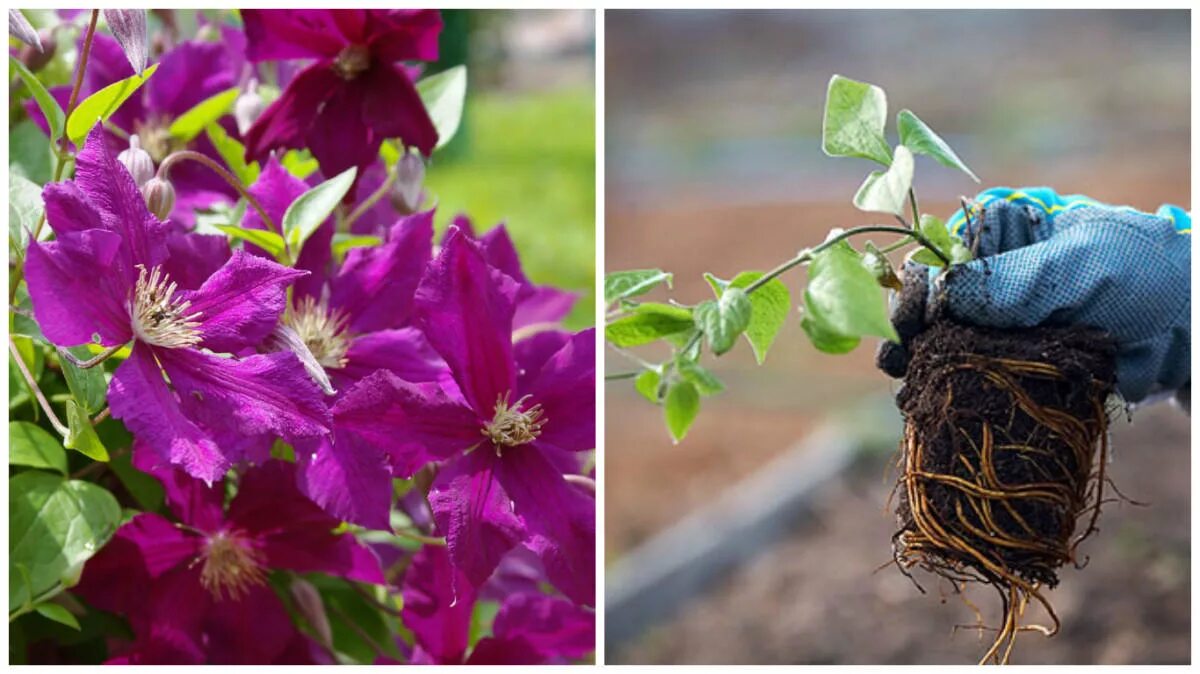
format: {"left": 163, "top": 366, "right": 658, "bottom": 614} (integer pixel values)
{"left": 130, "top": 265, "right": 202, "bottom": 349}
{"left": 482, "top": 391, "right": 546, "bottom": 452}
{"left": 198, "top": 531, "right": 269, "bottom": 601}
{"left": 333, "top": 44, "right": 371, "bottom": 80}
{"left": 287, "top": 296, "right": 350, "bottom": 369}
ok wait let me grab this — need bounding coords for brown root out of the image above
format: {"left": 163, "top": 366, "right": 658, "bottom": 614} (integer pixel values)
{"left": 892, "top": 321, "right": 1117, "bottom": 664}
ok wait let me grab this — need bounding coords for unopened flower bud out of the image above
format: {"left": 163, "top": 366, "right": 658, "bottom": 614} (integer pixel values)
{"left": 118, "top": 135, "right": 156, "bottom": 187}
{"left": 141, "top": 177, "right": 175, "bottom": 220}
{"left": 19, "top": 30, "right": 56, "bottom": 72}
{"left": 389, "top": 151, "right": 426, "bottom": 215}
{"left": 234, "top": 79, "right": 264, "bottom": 136}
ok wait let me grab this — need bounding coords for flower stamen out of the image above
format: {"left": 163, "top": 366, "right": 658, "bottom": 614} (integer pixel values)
{"left": 482, "top": 391, "right": 545, "bottom": 452}
{"left": 130, "top": 265, "right": 202, "bottom": 349}
{"left": 332, "top": 44, "right": 371, "bottom": 80}
{"left": 198, "top": 531, "right": 268, "bottom": 601}
{"left": 287, "top": 296, "right": 350, "bottom": 369}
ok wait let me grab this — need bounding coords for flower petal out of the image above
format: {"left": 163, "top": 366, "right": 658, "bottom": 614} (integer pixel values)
{"left": 365, "top": 9, "right": 443, "bottom": 62}
{"left": 331, "top": 370, "right": 481, "bottom": 477}
{"left": 401, "top": 545, "right": 475, "bottom": 665}
{"left": 25, "top": 229, "right": 133, "bottom": 347}
{"left": 156, "top": 347, "right": 331, "bottom": 449}
{"left": 515, "top": 286, "right": 578, "bottom": 330}
{"left": 179, "top": 249, "right": 306, "bottom": 353}
{"left": 429, "top": 450, "right": 524, "bottom": 591}
{"left": 146, "top": 39, "right": 235, "bottom": 118}
{"left": 520, "top": 328, "right": 595, "bottom": 453}
{"left": 109, "top": 345, "right": 230, "bottom": 483}
{"left": 41, "top": 182, "right": 105, "bottom": 235}
{"left": 360, "top": 63, "right": 437, "bottom": 156}
{"left": 330, "top": 209, "right": 433, "bottom": 332}
{"left": 241, "top": 9, "right": 347, "bottom": 61}
{"left": 467, "top": 593, "right": 595, "bottom": 664}
{"left": 242, "top": 63, "right": 342, "bottom": 162}
{"left": 226, "top": 461, "right": 385, "bottom": 584}
{"left": 336, "top": 327, "right": 446, "bottom": 391}
{"left": 131, "top": 440, "right": 225, "bottom": 531}
{"left": 306, "top": 79, "right": 379, "bottom": 190}
{"left": 203, "top": 582, "right": 319, "bottom": 665}
{"left": 495, "top": 447, "right": 595, "bottom": 606}
{"left": 242, "top": 157, "right": 332, "bottom": 296}
{"left": 162, "top": 232, "right": 231, "bottom": 291}
{"left": 415, "top": 228, "right": 521, "bottom": 416}
{"left": 295, "top": 434, "right": 393, "bottom": 531}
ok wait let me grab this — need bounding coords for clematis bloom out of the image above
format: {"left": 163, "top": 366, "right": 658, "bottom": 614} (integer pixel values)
{"left": 24, "top": 127, "right": 330, "bottom": 483}
{"left": 240, "top": 9, "right": 441, "bottom": 192}
{"left": 76, "top": 454, "right": 384, "bottom": 664}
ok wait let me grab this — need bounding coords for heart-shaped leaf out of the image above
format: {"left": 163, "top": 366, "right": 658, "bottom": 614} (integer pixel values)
{"left": 822, "top": 75, "right": 892, "bottom": 166}
{"left": 853, "top": 145, "right": 913, "bottom": 216}
{"left": 897, "top": 109, "right": 979, "bottom": 183}
{"left": 694, "top": 287, "right": 752, "bottom": 356}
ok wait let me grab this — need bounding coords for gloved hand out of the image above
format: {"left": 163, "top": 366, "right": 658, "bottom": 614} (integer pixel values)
{"left": 877, "top": 190, "right": 1190, "bottom": 405}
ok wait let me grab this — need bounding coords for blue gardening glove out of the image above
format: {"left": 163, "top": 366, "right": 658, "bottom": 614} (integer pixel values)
{"left": 936, "top": 187, "right": 1190, "bottom": 404}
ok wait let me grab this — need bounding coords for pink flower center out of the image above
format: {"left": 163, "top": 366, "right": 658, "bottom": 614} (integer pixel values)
{"left": 332, "top": 44, "right": 371, "bottom": 80}
{"left": 199, "top": 530, "right": 268, "bottom": 601}
{"left": 482, "top": 391, "right": 545, "bottom": 451}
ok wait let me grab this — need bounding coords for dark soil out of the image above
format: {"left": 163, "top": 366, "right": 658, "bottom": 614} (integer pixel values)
{"left": 894, "top": 320, "right": 1118, "bottom": 661}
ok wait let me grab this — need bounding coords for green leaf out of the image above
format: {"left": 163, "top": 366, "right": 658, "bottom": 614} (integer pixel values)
{"left": 108, "top": 450, "right": 164, "bottom": 513}
{"left": 416, "top": 65, "right": 467, "bottom": 151}
{"left": 703, "top": 272, "right": 729, "bottom": 296}
{"left": 66, "top": 63, "right": 159, "bottom": 146}
{"left": 634, "top": 369, "right": 662, "bottom": 403}
{"left": 280, "top": 150, "right": 319, "bottom": 179}
{"left": 468, "top": 599, "right": 501, "bottom": 646}
{"left": 897, "top": 109, "right": 979, "bottom": 183}
{"left": 853, "top": 145, "right": 914, "bottom": 216}
{"left": 693, "top": 287, "right": 752, "bottom": 356}
{"left": 169, "top": 87, "right": 238, "bottom": 142}
{"left": 802, "top": 240, "right": 899, "bottom": 354}
{"left": 59, "top": 347, "right": 107, "bottom": 415}
{"left": 949, "top": 241, "right": 973, "bottom": 264}
{"left": 822, "top": 74, "right": 892, "bottom": 166}
{"left": 10, "top": 55, "right": 66, "bottom": 143}
{"left": 605, "top": 303, "right": 694, "bottom": 348}
{"left": 9, "top": 471, "right": 122, "bottom": 612}
{"left": 664, "top": 381, "right": 700, "bottom": 443}
{"left": 910, "top": 249, "right": 945, "bottom": 266}
{"left": 10, "top": 174, "right": 44, "bottom": 258}
{"left": 64, "top": 400, "right": 108, "bottom": 461}
{"left": 331, "top": 233, "right": 382, "bottom": 263}
{"left": 281, "top": 167, "right": 357, "bottom": 256}
{"left": 862, "top": 241, "right": 902, "bottom": 290}
{"left": 678, "top": 361, "right": 724, "bottom": 396}
{"left": 10, "top": 119, "right": 54, "bottom": 184}
{"left": 10, "top": 422, "right": 68, "bottom": 475}
{"left": 205, "top": 123, "right": 259, "bottom": 185}
{"left": 214, "top": 224, "right": 285, "bottom": 259}
{"left": 604, "top": 269, "right": 672, "bottom": 307}
{"left": 34, "top": 603, "right": 80, "bottom": 630}
{"left": 726, "top": 272, "right": 791, "bottom": 364}
{"left": 918, "top": 213, "right": 952, "bottom": 254}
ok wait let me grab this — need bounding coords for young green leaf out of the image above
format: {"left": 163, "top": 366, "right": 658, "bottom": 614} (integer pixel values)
{"left": 170, "top": 87, "right": 238, "bottom": 142}
{"left": 10, "top": 422, "right": 68, "bottom": 475}
{"left": 862, "top": 242, "right": 902, "bottom": 290}
{"left": 66, "top": 63, "right": 159, "bottom": 146}
{"left": 10, "top": 56, "right": 66, "bottom": 143}
{"left": 34, "top": 602, "right": 81, "bottom": 630}
{"left": 726, "top": 271, "right": 791, "bottom": 364}
{"left": 64, "top": 400, "right": 108, "bottom": 461}
{"left": 9, "top": 471, "right": 122, "bottom": 612}
{"left": 678, "top": 361, "right": 725, "bottom": 396}
{"left": 11, "top": 119, "right": 55, "bottom": 184}
{"left": 822, "top": 74, "right": 892, "bottom": 166}
{"left": 802, "top": 240, "right": 899, "bottom": 354}
{"left": 332, "top": 233, "right": 382, "bottom": 263}
{"left": 214, "top": 224, "right": 286, "bottom": 259}
{"left": 280, "top": 150, "right": 319, "bottom": 179}
{"left": 205, "top": 123, "right": 260, "bottom": 185}
{"left": 853, "top": 145, "right": 913, "bottom": 216}
{"left": 664, "top": 380, "right": 700, "bottom": 443}
{"left": 58, "top": 347, "right": 107, "bottom": 415}
{"left": 604, "top": 269, "right": 672, "bottom": 307}
{"left": 918, "top": 213, "right": 952, "bottom": 253}
{"left": 634, "top": 369, "right": 663, "bottom": 403}
{"left": 897, "top": 109, "right": 979, "bottom": 183}
{"left": 694, "top": 287, "right": 752, "bottom": 356}
{"left": 703, "top": 272, "right": 730, "bottom": 296}
{"left": 416, "top": 65, "right": 467, "bottom": 151}
{"left": 605, "top": 303, "right": 694, "bottom": 348}
{"left": 282, "top": 167, "right": 357, "bottom": 255}
{"left": 10, "top": 174, "right": 44, "bottom": 256}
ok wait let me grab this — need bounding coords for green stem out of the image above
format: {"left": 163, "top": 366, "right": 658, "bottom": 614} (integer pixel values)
{"left": 605, "top": 371, "right": 640, "bottom": 381}
{"left": 158, "top": 151, "right": 278, "bottom": 236}
{"left": 342, "top": 165, "right": 397, "bottom": 231}
{"left": 57, "top": 344, "right": 124, "bottom": 369}
{"left": 393, "top": 528, "right": 445, "bottom": 546}
{"left": 908, "top": 187, "right": 921, "bottom": 229}
{"left": 9, "top": 338, "right": 67, "bottom": 436}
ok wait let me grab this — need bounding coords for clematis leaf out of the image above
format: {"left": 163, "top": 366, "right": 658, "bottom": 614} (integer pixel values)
{"left": 101, "top": 9, "right": 147, "bottom": 75}
{"left": 416, "top": 65, "right": 467, "bottom": 151}
{"left": 280, "top": 150, "right": 319, "bottom": 179}
{"left": 205, "top": 123, "right": 260, "bottom": 185}
{"left": 10, "top": 422, "right": 68, "bottom": 475}
{"left": 634, "top": 369, "right": 662, "bottom": 403}
{"left": 677, "top": 361, "right": 724, "bottom": 396}
{"left": 693, "top": 287, "right": 751, "bottom": 356}
{"left": 723, "top": 271, "right": 791, "bottom": 364}
{"left": 664, "top": 380, "right": 699, "bottom": 443}
{"left": 822, "top": 74, "right": 892, "bottom": 166}
{"left": 801, "top": 241, "right": 898, "bottom": 354}
{"left": 10, "top": 56, "right": 65, "bottom": 144}
{"left": 897, "top": 109, "right": 979, "bottom": 183}
{"left": 214, "top": 224, "right": 286, "bottom": 259}
{"left": 10, "top": 173, "right": 43, "bottom": 259}
{"left": 34, "top": 602, "right": 81, "bottom": 630}
{"left": 58, "top": 347, "right": 107, "bottom": 415}
{"left": 64, "top": 400, "right": 108, "bottom": 461}
{"left": 169, "top": 87, "right": 238, "bottom": 142}
{"left": 331, "top": 233, "right": 381, "bottom": 263}
{"left": 9, "top": 471, "right": 121, "bottom": 612}
{"left": 853, "top": 145, "right": 913, "bottom": 217}
{"left": 281, "top": 166, "right": 357, "bottom": 258}
{"left": 66, "top": 63, "right": 159, "bottom": 146}
{"left": 604, "top": 269, "right": 672, "bottom": 307}
{"left": 605, "top": 303, "right": 694, "bottom": 348}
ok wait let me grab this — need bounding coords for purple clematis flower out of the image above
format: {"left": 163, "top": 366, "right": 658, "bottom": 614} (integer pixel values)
{"left": 24, "top": 127, "right": 330, "bottom": 483}
{"left": 327, "top": 228, "right": 596, "bottom": 604}
{"left": 241, "top": 9, "right": 441, "bottom": 195}
{"left": 25, "top": 33, "right": 240, "bottom": 225}
{"left": 76, "top": 453, "right": 384, "bottom": 665}
{"left": 398, "top": 545, "right": 594, "bottom": 665}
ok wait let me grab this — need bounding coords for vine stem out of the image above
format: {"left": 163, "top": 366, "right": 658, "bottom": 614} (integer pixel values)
{"left": 393, "top": 528, "right": 446, "bottom": 546}
{"left": 157, "top": 150, "right": 279, "bottom": 236}
{"left": 9, "top": 9, "right": 99, "bottom": 305}
{"left": 58, "top": 344, "right": 124, "bottom": 369}
{"left": 9, "top": 338, "right": 68, "bottom": 436}
{"left": 347, "top": 582, "right": 404, "bottom": 618}
{"left": 342, "top": 165, "right": 397, "bottom": 231}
